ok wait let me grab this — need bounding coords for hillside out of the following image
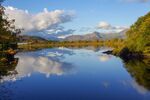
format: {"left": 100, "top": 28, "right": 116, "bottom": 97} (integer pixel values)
{"left": 112, "top": 12, "right": 150, "bottom": 59}
{"left": 126, "top": 12, "right": 150, "bottom": 53}
{"left": 18, "top": 35, "right": 48, "bottom": 43}
{"left": 63, "top": 30, "right": 127, "bottom": 41}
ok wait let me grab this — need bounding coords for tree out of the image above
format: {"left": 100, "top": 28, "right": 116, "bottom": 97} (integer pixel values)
{"left": 0, "top": 0, "right": 21, "bottom": 44}
{"left": 126, "top": 12, "right": 150, "bottom": 52}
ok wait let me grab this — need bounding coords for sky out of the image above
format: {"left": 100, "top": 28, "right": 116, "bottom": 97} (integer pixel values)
{"left": 2, "top": 0, "right": 150, "bottom": 38}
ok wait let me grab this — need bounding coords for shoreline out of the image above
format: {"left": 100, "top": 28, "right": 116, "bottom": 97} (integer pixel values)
{"left": 103, "top": 49, "right": 150, "bottom": 62}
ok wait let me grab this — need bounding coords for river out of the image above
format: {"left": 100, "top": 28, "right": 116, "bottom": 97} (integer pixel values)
{"left": 0, "top": 47, "right": 150, "bottom": 100}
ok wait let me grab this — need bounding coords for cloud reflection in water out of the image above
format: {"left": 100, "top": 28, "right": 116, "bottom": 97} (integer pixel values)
{"left": 1, "top": 49, "right": 75, "bottom": 82}
{"left": 99, "top": 54, "right": 112, "bottom": 62}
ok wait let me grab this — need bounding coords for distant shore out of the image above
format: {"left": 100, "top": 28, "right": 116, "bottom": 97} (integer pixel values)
{"left": 18, "top": 41, "right": 150, "bottom": 60}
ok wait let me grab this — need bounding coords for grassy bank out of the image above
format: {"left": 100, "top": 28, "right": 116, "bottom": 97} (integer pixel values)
{"left": 18, "top": 39, "right": 125, "bottom": 52}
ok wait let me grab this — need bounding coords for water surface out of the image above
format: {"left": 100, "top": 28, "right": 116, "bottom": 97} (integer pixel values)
{"left": 0, "top": 47, "right": 150, "bottom": 100}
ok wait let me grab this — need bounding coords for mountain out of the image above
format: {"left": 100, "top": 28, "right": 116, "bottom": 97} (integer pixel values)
{"left": 63, "top": 30, "right": 128, "bottom": 41}
{"left": 18, "top": 35, "right": 48, "bottom": 43}
{"left": 100, "top": 29, "right": 128, "bottom": 40}
{"left": 64, "top": 32, "right": 102, "bottom": 41}
{"left": 17, "top": 29, "right": 128, "bottom": 42}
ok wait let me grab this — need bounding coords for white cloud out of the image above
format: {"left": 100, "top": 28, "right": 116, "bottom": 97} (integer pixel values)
{"left": 97, "top": 21, "right": 112, "bottom": 30}
{"left": 97, "top": 21, "right": 128, "bottom": 32}
{"left": 4, "top": 6, "right": 75, "bottom": 36}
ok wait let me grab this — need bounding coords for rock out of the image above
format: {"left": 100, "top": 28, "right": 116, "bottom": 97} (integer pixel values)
{"left": 103, "top": 50, "right": 113, "bottom": 54}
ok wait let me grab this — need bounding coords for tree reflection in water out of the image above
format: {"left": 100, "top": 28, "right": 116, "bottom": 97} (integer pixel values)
{"left": 123, "top": 59, "right": 150, "bottom": 91}
{"left": 0, "top": 53, "right": 18, "bottom": 82}
{"left": 0, "top": 53, "right": 18, "bottom": 100}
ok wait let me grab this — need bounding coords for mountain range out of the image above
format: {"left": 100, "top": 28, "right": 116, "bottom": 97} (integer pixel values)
{"left": 63, "top": 29, "right": 128, "bottom": 41}
{"left": 19, "top": 29, "right": 128, "bottom": 42}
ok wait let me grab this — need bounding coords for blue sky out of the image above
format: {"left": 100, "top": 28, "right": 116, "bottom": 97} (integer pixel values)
{"left": 3, "top": 0, "right": 150, "bottom": 35}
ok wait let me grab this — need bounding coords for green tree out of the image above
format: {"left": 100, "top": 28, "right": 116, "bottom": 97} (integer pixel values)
{"left": 0, "top": 0, "right": 21, "bottom": 44}
{"left": 126, "top": 12, "right": 150, "bottom": 52}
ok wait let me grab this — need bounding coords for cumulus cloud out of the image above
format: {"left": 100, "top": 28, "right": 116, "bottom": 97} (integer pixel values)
{"left": 4, "top": 6, "right": 75, "bottom": 37}
{"left": 97, "top": 21, "right": 128, "bottom": 32}
{"left": 47, "top": 28, "right": 75, "bottom": 37}
{"left": 97, "top": 21, "right": 112, "bottom": 30}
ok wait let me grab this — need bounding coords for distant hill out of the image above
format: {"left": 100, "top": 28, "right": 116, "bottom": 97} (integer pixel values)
{"left": 63, "top": 29, "right": 128, "bottom": 41}
{"left": 18, "top": 35, "right": 48, "bottom": 43}
{"left": 17, "top": 29, "right": 128, "bottom": 43}
{"left": 64, "top": 32, "right": 102, "bottom": 41}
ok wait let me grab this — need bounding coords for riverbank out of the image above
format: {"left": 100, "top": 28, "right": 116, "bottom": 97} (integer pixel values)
{"left": 18, "top": 41, "right": 104, "bottom": 51}
{"left": 103, "top": 47, "right": 150, "bottom": 62}
{"left": 18, "top": 40, "right": 150, "bottom": 60}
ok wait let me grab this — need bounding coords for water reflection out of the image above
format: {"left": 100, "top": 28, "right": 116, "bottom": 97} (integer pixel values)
{"left": 99, "top": 54, "right": 112, "bottom": 62}
{"left": 0, "top": 48, "right": 75, "bottom": 82}
{"left": 0, "top": 48, "right": 150, "bottom": 100}
{"left": 15, "top": 55, "right": 74, "bottom": 79}
{"left": 0, "top": 53, "right": 18, "bottom": 83}
{"left": 123, "top": 59, "right": 150, "bottom": 91}
{"left": 131, "top": 79, "right": 149, "bottom": 95}
{"left": 67, "top": 46, "right": 112, "bottom": 52}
